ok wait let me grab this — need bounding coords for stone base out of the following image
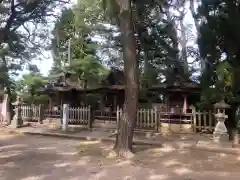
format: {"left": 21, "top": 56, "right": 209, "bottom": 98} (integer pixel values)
{"left": 61, "top": 124, "right": 68, "bottom": 131}
{"left": 159, "top": 123, "right": 193, "bottom": 134}
{"left": 10, "top": 118, "right": 23, "bottom": 128}
{"left": 9, "top": 123, "right": 24, "bottom": 129}
{"left": 213, "top": 132, "right": 229, "bottom": 143}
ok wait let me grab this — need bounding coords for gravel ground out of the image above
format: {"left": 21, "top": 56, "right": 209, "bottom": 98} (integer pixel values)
{"left": 0, "top": 133, "right": 240, "bottom": 180}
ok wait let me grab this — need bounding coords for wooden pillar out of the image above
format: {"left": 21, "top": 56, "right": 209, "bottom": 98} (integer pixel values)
{"left": 113, "top": 93, "right": 117, "bottom": 111}
{"left": 49, "top": 96, "right": 52, "bottom": 110}
{"left": 48, "top": 95, "right": 53, "bottom": 120}
{"left": 100, "top": 92, "right": 104, "bottom": 116}
{"left": 165, "top": 94, "right": 170, "bottom": 112}
{"left": 183, "top": 94, "right": 188, "bottom": 114}
{"left": 60, "top": 92, "right": 63, "bottom": 125}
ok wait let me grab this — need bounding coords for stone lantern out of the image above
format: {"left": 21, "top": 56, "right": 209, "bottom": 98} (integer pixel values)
{"left": 11, "top": 95, "right": 23, "bottom": 128}
{"left": 213, "top": 100, "right": 231, "bottom": 142}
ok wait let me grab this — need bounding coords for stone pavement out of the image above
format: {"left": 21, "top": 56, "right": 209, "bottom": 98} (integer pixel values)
{"left": 1, "top": 133, "right": 240, "bottom": 180}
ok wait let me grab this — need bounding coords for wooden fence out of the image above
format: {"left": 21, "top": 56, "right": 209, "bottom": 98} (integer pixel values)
{"left": 19, "top": 104, "right": 217, "bottom": 134}
{"left": 68, "top": 106, "right": 91, "bottom": 125}
{"left": 21, "top": 105, "right": 43, "bottom": 122}
{"left": 192, "top": 108, "right": 216, "bottom": 133}
{"left": 44, "top": 107, "right": 61, "bottom": 119}
{"left": 94, "top": 108, "right": 117, "bottom": 122}
{"left": 20, "top": 105, "right": 92, "bottom": 127}
{"left": 21, "top": 105, "right": 91, "bottom": 125}
{"left": 117, "top": 108, "right": 157, "bottom": 131}
{"left": 116, "top": 107, "right": 217, "bottom": 133}
{"left": 117, "top": 108, "right": 157, "bottom": 130}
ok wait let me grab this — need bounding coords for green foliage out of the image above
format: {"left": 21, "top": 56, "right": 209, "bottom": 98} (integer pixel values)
{"left": 16, "top": 72, "right": 49, "bottom": 105}
{"left": 101, "top": 0, "right": 190, "bottom": 85}
{"left": 0, "top": 0, "right": 69, "bottom": 107}
{"left": 198, "top": 0, "right": 240, "bottom": 106}
{"left": 50, "top": 4, "right": 108, "bottom": 86}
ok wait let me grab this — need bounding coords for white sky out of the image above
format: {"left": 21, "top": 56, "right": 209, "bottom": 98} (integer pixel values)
{"left": 36, "top": 0, "right": 77, "bottom": 76}
{"left": 19, "top": 0, "right": 77, "bottom": 77}
{"left": 22, "top": 0, "right": 198, "bottom": 77}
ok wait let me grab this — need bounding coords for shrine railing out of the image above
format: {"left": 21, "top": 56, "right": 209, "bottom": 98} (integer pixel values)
{"left": 21, "top": 105, "right": 43, "bottom": 122}
{"left": 20, "top": 105, "right": 93, "bottom": 127}
{"left": 44, "top": 107, "right": 61, "bottom": 119}
{"left": 68, "top": 106, "right": 91, "bottom": 125}
{"left": 116, "top": 106, "right": 217, "bottom": 133}
{"left": 116, "top": 108, "right": 157, "bottom": 130}
{"left": 94, "top": 108, "right": 117, "bottom": 122}
{"left": 191, "top": 107, "right": 216, "bottom": 133}
{"left": 19, "top": 104, "right": 217, "bottom": 134}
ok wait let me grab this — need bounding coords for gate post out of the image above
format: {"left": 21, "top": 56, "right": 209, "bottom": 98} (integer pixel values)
{"left": 38, "top": 104, "right": 44, "bottom": 124}
{"left": 61, "top": 104, "right": 69, "bottom": 131}
{"left": 116, "top": 106, "right": 120, "bottom": 127}
{"left": 88, "top": 106, "right": 94, "bottom": 130}
{"left": 190, "top": 105, "right": 197, "bottom": 133}
{"left": 116, "top": 106, "right": 121, "bottom": 133}
{"left": 154, "top": 107, "right": 159, "bottom": 132}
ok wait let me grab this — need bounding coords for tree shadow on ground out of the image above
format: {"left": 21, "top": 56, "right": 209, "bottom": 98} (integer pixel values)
{"left": 1, "top": 133, "right": 240, "bottom": 180}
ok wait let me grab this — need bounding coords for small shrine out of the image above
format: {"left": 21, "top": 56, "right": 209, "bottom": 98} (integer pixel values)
{"left": 97, "top": 69, "right": 125, "bottom": 111}
{"left": 148, "top": 69, "right": 201, "bottom": 133}
{"left": 41, "top": 71, "right": 100, "bottom": 107}
{"left": 149, "top": 71, "right": 201, "bottom": 113}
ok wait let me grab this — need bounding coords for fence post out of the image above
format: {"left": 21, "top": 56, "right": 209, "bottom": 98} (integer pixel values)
{"left": 116, "top": 106, "right": 119, "bottom": 127}
{"left": 61, "top": 104, "right": 69, "bottom": 131}
{"left": 154, "top": 107, "right": 159, "bottom": 132}
{"left": 209, "top": 110, "right": 213, "bottom": 131}
{"left": 88, "top": 106, "right": 94, "bottom": 130}
{"left": 191, "top": 106, "right": 197, "bottom": 133}
{"left": 38, "top": 104, "right": 44, "bottom": 124}
{"left": 60, "top": 105, "right": 63, "bottom": 125}
{"left": 232, "top": 129, "right": 239, "bottom": 147}
{"left": 116, "top": 106, "right": 121, "bottom": 133}
{"left": 30, "top": 104, "right": 34, "bottom": 121}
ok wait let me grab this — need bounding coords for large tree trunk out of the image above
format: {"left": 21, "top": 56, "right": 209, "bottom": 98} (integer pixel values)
{"left": 179, "top": 11, "right": 189, "bottom": 76}
{"left": 114, "top": 0, "right": 138, "bottom": 158}
{"left": 189, "top": 0, "right": 200, "bottom": 33}
{"left": 189, "top": 0, "right": 206, "bottom": 72}
{"left": 166, "top": 7, "right": 179, "bottom": 62}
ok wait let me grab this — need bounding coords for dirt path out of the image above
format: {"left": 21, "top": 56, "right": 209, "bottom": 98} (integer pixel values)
{"left": 0, "top": 133, "right": 240, "bottom": 180}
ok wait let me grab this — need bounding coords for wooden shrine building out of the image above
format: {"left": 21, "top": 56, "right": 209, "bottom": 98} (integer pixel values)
{"left": 149, "top": 73, "right": 201, "bottom": 113}
{"left": 41, "top": 69, "right": 125, "bottom": 109}
{"left": 42, "top": 68, "right": 201, "bottom": 125}
{"left": 42, "top": 71, "right": 98, "bottom": 107}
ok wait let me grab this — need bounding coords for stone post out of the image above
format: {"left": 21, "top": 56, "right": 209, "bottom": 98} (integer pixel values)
{"left": 38, "top": 104, "right": 44, "bottom": 124}
{"left": 11, "top": 96, "right": 23, "bottom": 128}
{"left": 213, "top": 100, "right": 230, "bottom": 143}
{"left": 61, "top": 104, "right": 69, "bottom": 131}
